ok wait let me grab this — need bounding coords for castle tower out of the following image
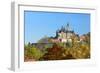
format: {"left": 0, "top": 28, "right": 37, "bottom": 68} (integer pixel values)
{"left": 65, "top": 23, "right": 71, "bottom": 31}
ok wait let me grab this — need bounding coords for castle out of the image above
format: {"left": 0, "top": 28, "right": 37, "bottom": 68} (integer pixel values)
{"left": 51, "top": 23, "right": 76, "bottom": 43}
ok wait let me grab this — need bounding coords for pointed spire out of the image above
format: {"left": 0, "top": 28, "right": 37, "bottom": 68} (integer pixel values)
{"left": 67, "top": 23, "right": 69, "bottom": 27}
{"left": 65, "top": 22, "right": 70, "bottom": 31}
{"left": 61, "top": 26, "right": 64, "bottom": 31}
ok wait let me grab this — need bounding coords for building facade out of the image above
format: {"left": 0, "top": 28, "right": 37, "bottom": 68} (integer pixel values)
{"left": 52, "top": 23, "right": 75, "bottom": 43}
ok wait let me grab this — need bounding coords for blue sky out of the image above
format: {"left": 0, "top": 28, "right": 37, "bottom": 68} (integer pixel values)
{"left": 24, "top": 11, "right": 90, "bottom": 44}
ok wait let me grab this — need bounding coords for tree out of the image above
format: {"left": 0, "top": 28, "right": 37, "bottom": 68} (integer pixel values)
{"left": 24, "top": 45, "right": 44, "bottom": 61}
{"left": 42, "top": 43, "right": 64, "bottom": 60}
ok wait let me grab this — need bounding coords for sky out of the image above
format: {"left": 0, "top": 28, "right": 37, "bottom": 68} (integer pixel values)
{"left": 24, "top": 11, "right": 90, "bottom": 44}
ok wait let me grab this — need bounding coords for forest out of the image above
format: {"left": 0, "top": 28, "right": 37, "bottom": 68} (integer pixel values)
{"left": 24, "top": 32, "right": 90, "bottom": 62}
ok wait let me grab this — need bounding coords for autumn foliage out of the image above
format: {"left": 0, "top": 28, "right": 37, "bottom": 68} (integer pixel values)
{"left": 24, "top": 33, "right": 90, "bottom": 61}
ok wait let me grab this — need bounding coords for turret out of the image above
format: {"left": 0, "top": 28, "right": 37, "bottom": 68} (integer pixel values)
{"left": 65, "top": 23, "right": 71, "bottom": 32}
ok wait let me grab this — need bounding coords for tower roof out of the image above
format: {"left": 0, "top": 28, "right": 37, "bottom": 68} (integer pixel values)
{"left": 57, "top": 23, "right": 74, "bottom": 33}
{"left": 65, "top": 23, "right": 71, "bottom": 31}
